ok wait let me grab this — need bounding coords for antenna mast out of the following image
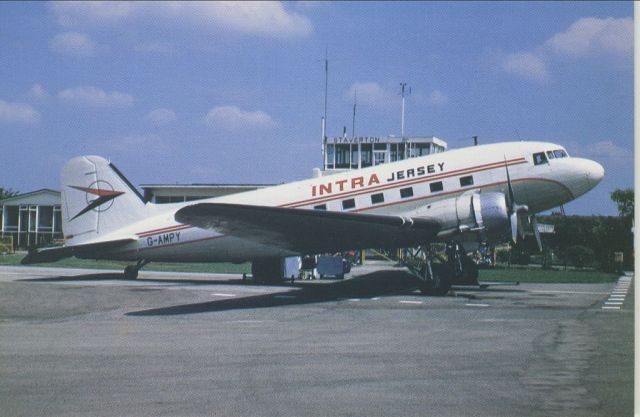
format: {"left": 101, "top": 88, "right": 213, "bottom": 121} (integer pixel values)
{"left": 321, "top": 49, "right": 329, "bottom": 167}
{"left": 400, "top": 82, "right": 411, "bottom": 137}
{"left": 352, "top": 88, "right": 357, "bottom": 137}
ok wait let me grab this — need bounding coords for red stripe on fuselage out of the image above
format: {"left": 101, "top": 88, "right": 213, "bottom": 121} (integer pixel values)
{"left": 281, "top": 158, "right": 528, "bottom": 208}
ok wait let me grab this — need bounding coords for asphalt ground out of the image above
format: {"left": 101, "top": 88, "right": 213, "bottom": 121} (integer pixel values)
{"left": 0, "top": 264, "right": 633, "bottom": 417}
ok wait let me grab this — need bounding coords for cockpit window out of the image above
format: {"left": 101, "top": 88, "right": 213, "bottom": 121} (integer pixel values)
{"left": 533, "top": 152, "right": 548, "bottom": 165}
{"left": 553, "top": 149, "right": 568, "bottom": 158}
{"left": 546, "top": 151, "right": 555, "bottom": 159}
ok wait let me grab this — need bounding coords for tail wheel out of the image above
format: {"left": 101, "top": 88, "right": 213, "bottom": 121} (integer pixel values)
{"left": 418, "top": 263, "right": 453, "bottom": 296}
{"left": 124, "top": 265, "right": 138, "bottom": 280}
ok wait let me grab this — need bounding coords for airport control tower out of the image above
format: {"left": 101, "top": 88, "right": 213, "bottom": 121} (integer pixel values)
{"left": 322, "top": 135, "right": 447, "bottom": 175}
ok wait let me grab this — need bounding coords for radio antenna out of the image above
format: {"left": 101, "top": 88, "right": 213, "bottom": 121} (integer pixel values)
{"left": 352, "top": 88, "right": 357, "bottom": 137}
{"left": 400, "top": 82, "right": 411, "bottom": 137}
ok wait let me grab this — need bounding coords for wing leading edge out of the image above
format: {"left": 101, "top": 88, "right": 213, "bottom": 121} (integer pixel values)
{"left": 175, "top": 203, "right": 441, "bottom": 254}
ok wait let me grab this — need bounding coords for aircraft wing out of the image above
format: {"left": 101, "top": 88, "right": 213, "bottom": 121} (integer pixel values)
{"left": 21, "top": 238, "right": 136, "bottom": 264}
{"left": 175, "top": 203, "right": 440, "bottom": 253}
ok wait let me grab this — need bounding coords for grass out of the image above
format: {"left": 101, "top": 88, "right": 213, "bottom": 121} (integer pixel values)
{"left": 478, "top": 267, "right": 619, "bottom": 284}
{"left": 0, "top": 253, "right": 621, "bottom": 283}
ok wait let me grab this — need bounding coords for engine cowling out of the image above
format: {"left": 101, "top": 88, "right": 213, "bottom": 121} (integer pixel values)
{"left": 411, "top": 192, "right": 510, "bottom": 243}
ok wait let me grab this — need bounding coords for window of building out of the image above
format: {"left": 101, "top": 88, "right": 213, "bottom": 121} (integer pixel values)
{"left": 533, "top": 152, "right": 548, "bottom": 165}
{"left": 342, "top": 198, "right": 356, "bottom": 210}
{"left": 371, "top": 193, "right": 384, "bottom": 204}
{"left": 325, "top": 144, "right": 335, "bottom": 169}
{"left": 360, "top": 144, "right": 372, "bottom": 168}
{"left": 155, "top": 196, "right": 185, "bottom": 204}
{"left": 314, "top": 204, "right": 327, "bottom": 210}
{"left": 430, "top": 182, "right": 443, "bottom": 192}
{"left": 335, "top": 144, "right": 351, "bottom": 169}
{"left": 350, "top": 146, "right": 359, "bottom": 169}
{"left": 459, "top": 176, "right": 474, "bottom": 187}
{"left": 400, "top": 187, "right": 414, "bottom": 198}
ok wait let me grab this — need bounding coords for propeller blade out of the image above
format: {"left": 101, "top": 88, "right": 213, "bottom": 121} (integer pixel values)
{"left": 510, "top": 212, "right": 518, "bottom": 243}
{"left": 517, "top": 213, "right": 526, "bottom": 239}
{"left": 503, "top": 156, "right": 516, "bottom": 212}
{"left": 530, "top": 216, "right": 543, "bottom": 252}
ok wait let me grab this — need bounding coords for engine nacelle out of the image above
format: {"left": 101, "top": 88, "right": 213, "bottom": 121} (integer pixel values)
{"left": 411, "top": 192, "right": 510, "bottom": 243}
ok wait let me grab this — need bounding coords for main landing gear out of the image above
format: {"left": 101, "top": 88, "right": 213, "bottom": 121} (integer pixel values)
{"left": 124, "top": 259, "right": 149, "bottom": 280}
{"left": 401, "top": 242, "right": 478, "bottom": 295}
{"left": 402, "top": 245, "right": 453, "bottom": 296}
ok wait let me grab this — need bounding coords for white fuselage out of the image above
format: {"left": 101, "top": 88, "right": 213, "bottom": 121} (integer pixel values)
{"left": 88, "top": 141, "right": 603, "bottom": 262}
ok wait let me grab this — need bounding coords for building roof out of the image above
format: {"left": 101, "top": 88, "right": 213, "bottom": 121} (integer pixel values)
{"left": 0, "top": 188, "right": 60, "bottom": 205}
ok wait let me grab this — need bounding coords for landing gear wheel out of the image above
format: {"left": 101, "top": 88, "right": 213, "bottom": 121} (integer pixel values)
{"left": 418, "top": 263, "right": 453, "bottom": 296}
{"left": 124, "top": 265, "right": 138, "bottom": 280}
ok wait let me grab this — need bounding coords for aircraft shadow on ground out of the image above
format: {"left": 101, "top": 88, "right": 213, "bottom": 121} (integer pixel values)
{"left": 19, "top": 274, "right": 247, "bottom": 286}
{"left": 126, "top": 271, "right": 420, "bottom": 316}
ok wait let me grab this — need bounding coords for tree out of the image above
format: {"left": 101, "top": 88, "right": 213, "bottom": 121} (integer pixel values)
{"left": 0, "top": 187, "right": 19, "bottom": 201}
{"left": 611, "top": 188, "right": 634, "bottom": 218}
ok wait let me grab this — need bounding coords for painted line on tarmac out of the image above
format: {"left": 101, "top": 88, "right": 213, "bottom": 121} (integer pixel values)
{"left": 211, "top": 293, "right": 236, "bottom": 297}
{"left": 399, "top": 300, "right": 423, "bottom": 305}
{"left": 529, "top": 289, "right": 609, "bottom": 295}
{"left": 602, "top": 276, "right": 632, "bottom": 310}
{"left": 465, "top": 303, "right": 490, "bottom": 307}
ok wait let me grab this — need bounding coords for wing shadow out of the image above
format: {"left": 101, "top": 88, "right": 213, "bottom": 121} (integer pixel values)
{"left": 127, "top": 271, "right": 419, "bottom": 316}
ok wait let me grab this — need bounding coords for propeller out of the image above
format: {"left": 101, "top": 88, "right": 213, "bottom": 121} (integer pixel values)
{"left": 503, "top": 157, "right": 542, "bottom": 252}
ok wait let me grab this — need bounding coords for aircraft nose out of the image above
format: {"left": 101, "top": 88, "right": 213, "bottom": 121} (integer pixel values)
{"left": 585, "top": 159, "right": 605, "bottom": 188}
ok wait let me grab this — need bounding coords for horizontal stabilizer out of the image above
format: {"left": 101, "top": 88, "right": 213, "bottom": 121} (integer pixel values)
{"left": 175, "top": 203, "right": 440, "bottom": 254}
{"left": 21, "top": 238, "right": 136, "bottom": 265}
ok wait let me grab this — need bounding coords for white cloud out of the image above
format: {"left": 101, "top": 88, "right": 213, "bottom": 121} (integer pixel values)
{"left": 203, "top": 105, "right": 277, "bottom": 130}
{"left": 0, "top": 99, "right": 40, "bottom": 124}
{"left": 586, "top": 141, "right": 631, "bottom": 159}
{"left": 545, "top": 17, "right": 633, "bottom": 57}
{"left": 496, "top": 16, "right": 632, "bottom": 81}
{"left": 58, "top": 86, "right": 134, "bottom": 108}
{"left": 345, "top": 82, "right": 397, "bottom": 109}
{"left": 500, "top": 51, "right": 548, "bottom": 81}
{"left": 426, "top": 89, "right": 449, "bottom": 106}
{"left": 50, "top": 32, "right": 96, "bottom": 56}
{"left": 146, "top": 108, "right": 177, "bottom": 125}
{"left": 28, "top": 84, "right": 49, "bottom": 100}
{"left": 50, "top": 1, "right": 312, "bottom": 38}
{"left": 50, "top": 1, "right": 135, "bottom": 26}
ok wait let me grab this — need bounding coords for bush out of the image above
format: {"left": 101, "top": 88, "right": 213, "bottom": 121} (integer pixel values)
{"left": 563, "top": 245, "right": 594, "bottom": 269}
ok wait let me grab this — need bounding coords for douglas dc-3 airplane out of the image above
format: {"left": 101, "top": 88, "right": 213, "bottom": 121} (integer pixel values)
{"left": 23, "top": 141, "right": 604, "bottom": 295}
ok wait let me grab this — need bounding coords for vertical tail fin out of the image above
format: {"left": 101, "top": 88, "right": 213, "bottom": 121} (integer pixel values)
{"left": 61, "top": 156, "right": 146, "bottom": 245}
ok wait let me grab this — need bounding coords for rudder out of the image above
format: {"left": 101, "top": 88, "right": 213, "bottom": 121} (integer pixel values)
{"left": 61, "top": 156, "right": 146, "bottom": 245}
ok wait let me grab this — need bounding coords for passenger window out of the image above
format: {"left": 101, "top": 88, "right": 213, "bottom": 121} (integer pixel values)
{"left": 553, "top": 149, "right": 568, "bottom": 158}
{"left": 314, "top": 204, "right": 327, "bottom": 210}
{"left": 459, "top": 176, "right": 474, "bottom": 187}
{"left": 430, "top": 182, "right": 443, "bottom": 192}
{"left": 533, "top": 152, "right": 548, "bottom": 165}
{"left": 342, "top": 198, "right": 355, "bottom": 210}
{"left": 371, "top": 193, "right": 384, "bottom": 204}
{"left": 400, "top": 187, "right": 413, "bottom": 198}
{"left": 546, "top": 151, "right": 555, "bottom": 159}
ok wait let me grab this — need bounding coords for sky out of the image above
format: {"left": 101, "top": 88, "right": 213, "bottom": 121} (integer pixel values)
{"left": 0, "top": 1, "right": 633, "bottom": 215}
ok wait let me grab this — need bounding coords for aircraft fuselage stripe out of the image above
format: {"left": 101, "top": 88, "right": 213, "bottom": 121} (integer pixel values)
{"left": 280, "top": 157, "right": 528, "bottom": 208}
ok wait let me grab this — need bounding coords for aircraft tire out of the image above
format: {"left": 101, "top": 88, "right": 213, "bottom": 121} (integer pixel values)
{"left": 418, "top": 263, "right": 452, "bottom": 296}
